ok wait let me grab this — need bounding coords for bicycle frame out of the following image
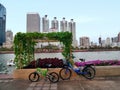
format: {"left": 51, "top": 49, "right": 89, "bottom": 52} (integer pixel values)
{"left": 36, "top": 68, "right": 48, "bottom": 77}
{"left": 70, "top": 55, "right": 95, "bottom": 75}
{"left": 29, "top": 66, "right": 59, "bottom": 83}
{"left": 66, "top": 62, "right": 86, "bottom": 75}
{"left": 37, "top": 68, "right": 56, "bottom": 81}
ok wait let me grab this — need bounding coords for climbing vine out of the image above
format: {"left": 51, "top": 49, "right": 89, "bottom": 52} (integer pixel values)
{"left": 14, "top": 32, "right": 73, "bottom": 69}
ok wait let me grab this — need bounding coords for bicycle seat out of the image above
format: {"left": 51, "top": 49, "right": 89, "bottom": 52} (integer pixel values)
{"left": 79, "top": 58, "right": 85, "bottom": 62}
{"left": 45, "top": 64, "right": 52, "bottom": 68}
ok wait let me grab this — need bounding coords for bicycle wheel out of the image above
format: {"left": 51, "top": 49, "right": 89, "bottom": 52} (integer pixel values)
{"left": 48, "top": 72, "right": 59, "bottom": 83}
{"left": 82, "top": 66, "right": 96, "bottom": 79}
{"left": 29, "top": 72, "right": 40, "bottom": 82}
{"left": 59, "top": 67, "right": 72, "bottom": 80}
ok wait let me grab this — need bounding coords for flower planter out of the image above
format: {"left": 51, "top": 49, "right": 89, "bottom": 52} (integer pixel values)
{"left": 13, "top": 66, "right": 120, "bottom": 80}
{"left": 13, "top": 69, "right": 36, "bottom": 80}
{"left": 96, "top": 66, "right": 120, "bottom": 77}
{"left": 13, "top": 68, "right": 61, "bottom": 80}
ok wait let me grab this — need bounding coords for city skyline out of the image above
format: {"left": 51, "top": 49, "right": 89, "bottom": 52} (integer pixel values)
{"left": 26, "top": 13, "right": 77, "bottom": 47}
{"left": 1, "top": 0, "right": 120, "bottom": 43}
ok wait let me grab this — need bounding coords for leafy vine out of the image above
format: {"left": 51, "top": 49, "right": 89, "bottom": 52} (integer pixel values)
{"left": 14, "top": 32, "right": 73, "bottom": 69}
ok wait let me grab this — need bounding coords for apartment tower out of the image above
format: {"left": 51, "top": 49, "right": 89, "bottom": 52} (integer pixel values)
{"left": 118, "top": 32, "right": 120, "bottom": 42}
{"left": 80, "top": 37, "right": 90, "bottom": 48}
{"left": 27, "top": 13, "right": 40, "bottom": 32}
{"left": 51, "top": 17, "right": 59, "bottom": 32}
{"left": 6, "top": 30, "right": 13, "bottom": 42}
{"left": 42, "top": 15, "right": 49, "bottom": 32}
{"left": 60, "top": 17, "right": 68, "bottom": 32}
{"left": 68, "top": 19, "right": 76, "bottom": 47}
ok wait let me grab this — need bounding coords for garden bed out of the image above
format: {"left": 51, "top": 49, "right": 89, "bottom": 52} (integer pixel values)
{"left": 13, "top": 66, "right": 120, "bottom": 80}
{"left": 13, "top": 69, "right": 36, "bottom": 80}
{"left": 13, "top": 68, "right": 61, "bottom": 80}
{"left": 23, "top": 58, "right": 64, "bottom": 69}
{"left": 95, "top": 66, "right": 120, "bottom": 77}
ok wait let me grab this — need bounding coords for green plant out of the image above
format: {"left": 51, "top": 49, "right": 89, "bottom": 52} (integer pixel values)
{"left": 14, "top": 32, "right": 73, "bottom": 69}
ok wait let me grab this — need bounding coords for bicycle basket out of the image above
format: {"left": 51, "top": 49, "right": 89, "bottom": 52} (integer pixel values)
{"left": 37, "top": 68, "right": 41, "bottom": 72}
{"left": 41, "top": 69, "right": 48, "bottom": 76}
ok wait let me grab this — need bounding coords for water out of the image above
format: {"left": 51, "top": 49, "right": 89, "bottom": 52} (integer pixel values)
{"left": 73, "top": 51, "right": 120, "bottom": 61}
{"left": 0, "top": 51, "right": 120, "bottom": 73}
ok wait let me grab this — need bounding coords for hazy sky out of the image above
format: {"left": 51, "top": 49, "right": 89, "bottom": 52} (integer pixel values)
{"left": 1, "top": 0, "right": 120, "bottom": 43}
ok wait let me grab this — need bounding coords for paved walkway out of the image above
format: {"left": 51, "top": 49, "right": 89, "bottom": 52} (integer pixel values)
{"left": 58, "top": 76, "right": 120, "bottom": 90}
{"left": 1, "top": 74, "right": 120, "bottom": 90}
{"left": 0, "top": 79, "right": 57, "bottom": 90}
{"left": 0, "top": 74, "right": 13, "bottom": 79}
{"left": 0, "top": 74, "right": 57, "bottom": 90}
{"left": 27, "top": 80, "right": 57, "bottom": 90}
{"left": 0, "top": 79, "right": 13, "bottom": 83}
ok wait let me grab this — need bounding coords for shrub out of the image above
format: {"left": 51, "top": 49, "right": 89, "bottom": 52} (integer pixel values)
{"left": 75, "top": 60, "right": 120, "bottom": 67}
{"left": 23, "top": 58, "right": 64, "bottom": 68}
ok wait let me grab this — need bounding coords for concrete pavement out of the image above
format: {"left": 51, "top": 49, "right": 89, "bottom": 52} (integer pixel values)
{"left": 0, "top": 76, "right": 120, "bottom": 90}
{"left": 58, "top": 76, "right": 120, "bottom": 90}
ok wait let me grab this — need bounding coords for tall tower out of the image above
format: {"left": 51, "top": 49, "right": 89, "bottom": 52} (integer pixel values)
{"left": 42, "top": 15, "right": 49, "bottom": 32}
{"left": 68, "top": 19, "right": 76, "bottom": 47}
{"left": 51, "top": 17, "right": 59, "bottom": 32}
{"left": 118, "top": 32, "right": 120, "bottom": 42}
{"left": 80, "top": 37, "right": 90, "bottom": 48}
{"left": 6, "top": 30, "right": 13, "bottom": 42}
{"left": 0, "top": 3, "right": 6, "bottom": 45}
{"left": 27, "top": 13, "right": 40, "bottom": 32}
{"left": 60, "top": 17, "right": 68, "bottom": 32}
{"left": 98, "top": 36, "right": 102, "bottom": 46}
{"left": 105, "top": 37, "right": 111, "bottom": 46}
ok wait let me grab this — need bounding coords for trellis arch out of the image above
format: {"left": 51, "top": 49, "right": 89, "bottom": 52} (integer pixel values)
{"left": 14, "top": 32, "right": 73, "bottom": 69}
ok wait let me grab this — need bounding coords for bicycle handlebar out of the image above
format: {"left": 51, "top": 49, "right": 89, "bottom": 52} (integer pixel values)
{"left": 72, "top": 55, "right": 85, "bottom": 62}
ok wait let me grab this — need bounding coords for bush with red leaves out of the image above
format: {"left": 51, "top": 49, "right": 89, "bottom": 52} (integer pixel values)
{"left": 23, "top": 58, "right": 64, "bottom": 69}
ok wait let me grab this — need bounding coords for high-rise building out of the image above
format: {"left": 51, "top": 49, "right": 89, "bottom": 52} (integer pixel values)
{"left": 42, "top": 15, "right": 49, "bottom": 32}
{"left": 118, "top": 32, "right": 120, "bottom": 42}
{"left": 80, "top": 36, "right": 90, "bottom": 48}
{"left": 6, "top": 30, "right": 13, "bottom": 42}
{"left": 111, "top": 37, "right": 118, "bottom": 43}
{"left": 98, "top": 36, "right": 102, "bottom": 46}
{"left": 105, "top": 37, "right": 111, "bottom": 46}
{"left": 2, "top": 30, "right": 13, "bottom": 48}
{"left": 51, "top": 17, "right": 59, "bottom": 32}
{"left": 111, "top": 37, "right": 118, "bottom": 47}
{"left": 0, "top": 3, "right": 6, "bottom": 45}
{"left": 68, "top": 19, "right": 76, "bottom": 47}
{"left": 117, "top": 32, "right": 120, "bottom": 47}
{"left": 60, "top": 17, "right": 68, "bottom": 32}
{"left": 27, "top": 13, "right": 40, "bottom": 32}
{"left": 99, "top": 37, "right": 101, "bottom": 44}
{"left": 101, "top": 40, "right": 106, "bottom": 47}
